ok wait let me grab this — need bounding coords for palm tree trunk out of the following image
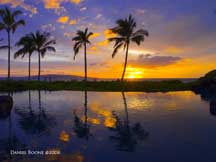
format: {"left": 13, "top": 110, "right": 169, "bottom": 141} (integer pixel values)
{"left": 84, "top": 90, "right": 87, "bottom": 124}
{"left": 84, "top": 90, "right": 88, "bottom": 140}
{"left": 7, "top": 31, "right": 11, "bottom": 80}
{"left": 38, "top": 90, "right": 41, "bottom": 111}
{"left": 38, "top": 51, "right": 41, "bottom": 81}
{"left": 28, "top": 90, "right": 33, "bottom": 113}
{"left": 122, "top": 92, "right": 129, "bottom": 127}
{"left": 28, "top": 53, "right": 31, "bottom": 81}
{"left": 84, "top": 43, "right": 87, "bottom": 82}
{"left": 121, "top": 42, "right": 130, "bottom": 82}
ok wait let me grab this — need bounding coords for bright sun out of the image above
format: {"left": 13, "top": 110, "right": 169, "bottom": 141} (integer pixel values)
{"left": 128, "top": 75, "right": 135, "bottom": 79}
{"left": 126, "top": 67, "right": 144, "bottom": 79}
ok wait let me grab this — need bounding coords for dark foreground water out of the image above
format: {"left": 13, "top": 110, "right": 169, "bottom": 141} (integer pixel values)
{"left": 0, "top": 90, "right": 216, "bottom": 162}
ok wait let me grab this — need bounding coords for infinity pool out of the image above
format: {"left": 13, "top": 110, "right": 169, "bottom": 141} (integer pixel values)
{"left": 0, "top": 90, "right": 216, "bottom": 162}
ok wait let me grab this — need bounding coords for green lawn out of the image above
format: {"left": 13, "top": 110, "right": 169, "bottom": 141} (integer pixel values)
{"left": 0, "top": 80, "right": 195, "bottom": 92}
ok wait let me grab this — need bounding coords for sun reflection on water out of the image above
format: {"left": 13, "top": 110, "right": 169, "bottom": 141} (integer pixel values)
{"left": 90, "top": 102, "right": 117, "bottom": 128}
{"left": 59, "top": 130, "right": 70, "bottom": 142}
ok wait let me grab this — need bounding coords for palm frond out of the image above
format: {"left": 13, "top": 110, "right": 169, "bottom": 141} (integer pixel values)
{"left": 131, "top": 35, "right": 144, "bottom": 45}
{"left": 87, "top": 32, "right": 93, "bottom": 40}
{"left": 132, "top": 29, "right": 149, "bottom": 37}
{"left": 43, "top": 39, "right": 56, "bottom": 47}
{"left": 109, "top": 37, "right": 125, "bottom": 46}
{"left": 112, "top": 42, "right": 124, "bottom": 58}
{"left": 73, "top": 42, "right": 82, "bottom": 60}
{"left": 12, "top": 20, "right": 25, "bottom": 33}
{"left": 14, "top": 48, "right": 26, "bottom": 59}
{"left": 41, "top": 46, "right": 56, "bottom": 57}
{"left": 0, "top": 22, "right": 6, "bottom": 31}
{"left": 72, "top": 28, "right": 93, "bottom": 59}
{"left": 0, "top": 8, "right": 4, "bottom": 16}
{"left": 30, "top": 31, "right": 56, "bottom": 57}
{"left": 109, "top": 14, "right": 149, "bottom": 61}
{"left": 15, "top": 34, "right": 35, "bottom": 59}
{"left": 0, "top": 45, "right": 8, "bottom": 50}
{"left": 131, "top": 29, "right": 149, "bottom": 45}
{"left": 72, "top": 36, "right": 82, "bottom": 41}
{"left": 12, "top": 10, "right": 22, "bottom": 18}
{"left": 108, "top": 37, "right": 126, "bottom": 57}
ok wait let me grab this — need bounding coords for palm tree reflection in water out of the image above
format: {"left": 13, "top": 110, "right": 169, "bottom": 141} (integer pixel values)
{"left": 0, "top": 95, "right": 25, "bottom": 161}
{"left": 73, "top": 90, "right": 91, "bottom": 140}
{"left": 15, "top": 90, "right": 56, "bottom": 135}
{"left": 109, "top": 92, "right": 149, "bottom": 152}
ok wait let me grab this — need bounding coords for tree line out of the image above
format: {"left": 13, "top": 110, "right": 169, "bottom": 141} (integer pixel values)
{"left": 0, "top": 6, "right": 149, "bottom": 82}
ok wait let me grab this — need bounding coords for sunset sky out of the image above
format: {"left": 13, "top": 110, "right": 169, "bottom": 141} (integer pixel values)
{"left": 0, "top": 0, "right": 216, "bottom": 79}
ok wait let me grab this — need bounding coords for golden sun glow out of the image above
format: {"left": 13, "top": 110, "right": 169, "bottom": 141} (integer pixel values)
{"left": 126, "top": 67, "right": 144, "bottom": 79}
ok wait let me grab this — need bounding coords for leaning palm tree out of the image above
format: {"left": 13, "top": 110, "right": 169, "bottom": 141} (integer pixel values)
{"left": 29, "top": 31, "right": 56, "bottom": 81}
{"left": 109, "top": 14, "right": 149, "bottom": 81}
{"left": 14, "top": 34, "right": 35, "bottom": 81}
{"left": 72, "top": 28, "right": 93, "bottom": 82}
{"left": 0, "top": 7, "right": 25, "bottom": 80}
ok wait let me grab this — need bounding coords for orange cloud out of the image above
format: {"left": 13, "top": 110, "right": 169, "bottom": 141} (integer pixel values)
{"left": 90, "top": 46, "right": 97, "bottom": 51}
{"left": 97, "top": 40, "right": 109, "bottom": 46}
{"left": 71, "top": 0, "right": 82, "bottom": 4}
{"left": 89, "top": 32, "right": 100, "bottom": 39}
{"left": 43, "top": 0, "right": 60, "bottom": 9}
{"left": 0, "top": 0, "right": 37, "bottom": 14}
{"left": 165, "top": 46, "right": 184, "bottom": 54}
{"left": 96, "top": 30, "right": 117, "bottom": 47}
{"left": 104, "top": 29, "right": 117, "bottom": 39}
{"left": 69, "top": 19, "right": 77, "bottom": 25}
{"left": 43, "top": 0, "right": 83, "bottom": 9}
{"left": 57, "top": 16, "right": 69, "bottom": 24}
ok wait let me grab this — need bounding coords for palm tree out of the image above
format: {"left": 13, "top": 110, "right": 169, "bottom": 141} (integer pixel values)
{"left": 109, "top": 14, "right": 149, "bottom": 81}
{"left": 0, "top": 38, "right": 8, "bottom": 50}
{"left": 14, "top": 34, "right": 35, "bottom": 81}
{"left": 0, "top": 7, "right": 25, "bottom": 80}
{"left": 72, "top": 28, "right": 93, "bottom": 82}
{"left": 29, "top": 31, "right": 56, "bottom": 81}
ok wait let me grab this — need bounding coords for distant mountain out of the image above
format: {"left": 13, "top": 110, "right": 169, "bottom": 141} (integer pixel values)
{"left": 0, "top": 74, "right": 98, "bottom": 81}
{"left": 0, "top": 74, "right": 197, "bottom": 82}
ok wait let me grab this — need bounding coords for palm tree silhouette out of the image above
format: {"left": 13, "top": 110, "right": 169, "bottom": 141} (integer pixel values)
{"left": 29, "top": 31, "right": 56, "bottom": 81}
{"left": 109, "top": 14, "right": 149, "bottom": 81}
{"left": 73, "top": 90, "right": 90, "bottom": 140}
{"left": 0, "top": 38, "right": 8, "bottom": 50}
{"left": 108, "top": 92, "right": 149, "bottom": 152}
{"left": 72, "top": 28, "right": 93, "bottom": 82}
{"left": 14, "top": 34, "right": 35, "bottom": 81}
{"left": 0, "top": 6, "right": 25, "bottom": 80}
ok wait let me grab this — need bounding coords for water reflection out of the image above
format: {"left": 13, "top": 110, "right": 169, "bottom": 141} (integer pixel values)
{"left": 1, "top": 90, "right": 214, "bottom": 162}
{"left": 194, "top": 89, "right": 216, "bottom": 116}
{"left": 0, "top": 95, "right": 26, "bottom": 161}
{"left": 108, "top": 92, "right": 149, "bottom": 152}
{"left": 15, "top": 90, "right": 56, "bottom": 135}
{"left": 0, "top": 96, "right": 13, "bottom": 119}
{"left": 73, "top": 90, "right": 91, "bottom": 140}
